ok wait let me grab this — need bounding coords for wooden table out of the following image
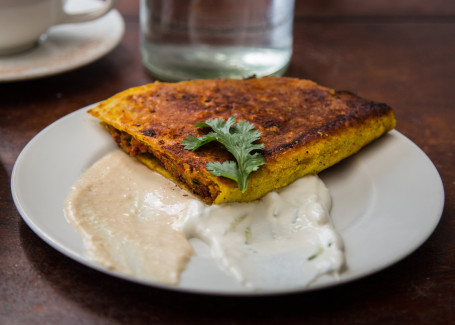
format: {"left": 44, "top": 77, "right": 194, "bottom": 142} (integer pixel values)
{"left": 1, "top": 1, "right": 454, "bottom": 323}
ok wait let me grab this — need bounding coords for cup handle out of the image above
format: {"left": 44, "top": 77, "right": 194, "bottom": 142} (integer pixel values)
{"left": 59, "top": 0, "right": 118, "bottom": 24}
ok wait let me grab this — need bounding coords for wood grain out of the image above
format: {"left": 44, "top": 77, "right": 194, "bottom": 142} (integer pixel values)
{"left": 1, "top": 0, "right": 454, "bottom": 323}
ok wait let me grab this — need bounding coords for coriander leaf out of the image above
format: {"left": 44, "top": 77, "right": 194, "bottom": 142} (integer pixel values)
{"left": 181, "top": 116, "right": 265, "bottom": 193}
{"left": 180, "top": 134, "right": 200, "bottom": 150}
{"left": 181, "top": 132, "right": 217, "bottom": 150}
{"left": 195, "top": 115, "right": 236, "bottom": 134}
{"left": 206, "top": 161, "right": 239, "bottom": 182}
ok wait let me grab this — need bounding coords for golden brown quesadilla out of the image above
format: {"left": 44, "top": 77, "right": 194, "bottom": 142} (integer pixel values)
{"left": 88, "top": 77, "right": 396, "bottom": 204}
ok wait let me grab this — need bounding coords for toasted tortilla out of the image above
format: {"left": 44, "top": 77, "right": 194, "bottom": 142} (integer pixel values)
{"left": 88, "top": 77, "right": 396, "bottom": 204}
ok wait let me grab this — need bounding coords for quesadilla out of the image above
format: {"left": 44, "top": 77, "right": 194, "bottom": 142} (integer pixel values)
{"left": 88, "top": 77, "right": 396, "bottom": 204}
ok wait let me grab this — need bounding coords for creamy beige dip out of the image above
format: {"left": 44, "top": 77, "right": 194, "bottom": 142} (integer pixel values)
{"left": 65, "top": 149, "right": 344, "bottom": 289}
{"left": 64, "top": 150, "right": 194, "bottom": 285}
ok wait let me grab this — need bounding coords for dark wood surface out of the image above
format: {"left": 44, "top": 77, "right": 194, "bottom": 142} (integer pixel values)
{"left": 1, "top": 1, "right": 454, "bottom": 324}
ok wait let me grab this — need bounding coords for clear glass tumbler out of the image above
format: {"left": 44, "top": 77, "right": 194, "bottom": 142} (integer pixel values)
{"left": 140, "top": 0, "right": 295, "bottom": 81}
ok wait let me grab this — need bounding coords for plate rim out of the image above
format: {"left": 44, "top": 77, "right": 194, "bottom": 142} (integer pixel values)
{"left": 11, "top": 105, "right": 445, "bottom": 296}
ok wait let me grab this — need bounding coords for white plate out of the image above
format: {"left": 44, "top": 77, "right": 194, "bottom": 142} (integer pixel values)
{"left": 11, "top": 105, "right": 444, "bottom": 295}
{"left": 0, "top": 0, "right": 124, "bottom": 82}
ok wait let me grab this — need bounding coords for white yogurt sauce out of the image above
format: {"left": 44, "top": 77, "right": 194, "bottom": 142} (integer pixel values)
{"left": 65, "top": 149, "right": 344, "bottom": 289}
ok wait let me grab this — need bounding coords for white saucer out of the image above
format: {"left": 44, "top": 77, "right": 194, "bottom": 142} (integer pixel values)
{"left": 0, "top": 0, "right": 125, "bottom": 82}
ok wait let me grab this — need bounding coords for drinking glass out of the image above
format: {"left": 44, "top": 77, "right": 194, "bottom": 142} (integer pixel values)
{"left": 140, "top": 0, "right": 295, "bottom": 81}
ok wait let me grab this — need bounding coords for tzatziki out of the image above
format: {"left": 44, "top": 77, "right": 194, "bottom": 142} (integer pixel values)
{"left": 65, "top": 149, "right": 344, "bottom": 290}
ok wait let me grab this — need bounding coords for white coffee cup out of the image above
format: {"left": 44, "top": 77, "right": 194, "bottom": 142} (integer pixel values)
{"left": 0, "top": 0, "right": 117, "bottom": 55}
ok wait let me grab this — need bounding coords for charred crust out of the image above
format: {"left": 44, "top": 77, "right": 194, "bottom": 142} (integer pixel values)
{"left": 335, "top": 90, "right": 357, "bottom": 96}
{"left": 141, "top": 128, "right": 156, "bottom": 137}
{"left": 263, "top": 90, "right": 393, "bottom": 157}
{"left": 298, "top": 88, "right": 332, "bottom": 103}
{"left": 264, "top": 120, "right": 278, "bottom": 128}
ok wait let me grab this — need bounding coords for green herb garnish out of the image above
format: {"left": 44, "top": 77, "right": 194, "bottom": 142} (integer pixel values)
{"left": 181, "top": 116, "right": 265, "bottom": 193}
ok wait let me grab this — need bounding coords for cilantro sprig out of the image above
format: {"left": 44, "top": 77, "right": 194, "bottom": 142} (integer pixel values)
{"left": 181, "top": 116, "right": 265, "bottom": 193}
